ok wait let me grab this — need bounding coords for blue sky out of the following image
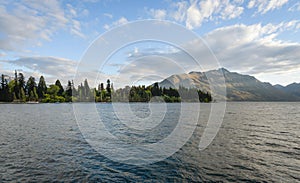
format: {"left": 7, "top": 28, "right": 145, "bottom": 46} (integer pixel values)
{"left": 1, "top": 0, "right": 300, "bottom": 87}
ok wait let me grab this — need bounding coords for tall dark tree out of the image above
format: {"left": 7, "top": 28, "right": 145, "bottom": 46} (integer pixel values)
{"left": 71, "top": 80, "right": 77, "bottom": 96}
{"left": 1, "top": 74, "right": 5, "bottom": 90}
{"left": 106, "top": 79, "right": 111, "bottom": 99}
{"left": 151, "top": 82, "right": 162, "bottom": 96}
{"left": 78, "top": 83, "right": 84, "bottom": 101}
{"left": 0, "top": 74, "right": 13, "bottom": 102}
{"left": 100, "top": 83, "right": 104, "bottom": 91}
{"left": 84, "top": 79, "right": 92, "bottom": 101}
{"left": 26, "top": 76, "right": 36, "bottom": 95}
{"left": 55, "top": 79, "right": 64, "bottom": 96}
{"left": 18, "top": 73, "right": 26, "bottom": 101}
{"left": 37, "top": 76, "right": 47, "bottom": 99}
{"left": 14, "top": 70, "right": 20, "bottom": 99}
{"left": 65, "top": 80, "right": 73, "bottom": 102}
{"left": 106, "top": 79, "right": 111, "bottom": 93}
{"left": 18, "top": 73, "right": 25, "bottom": 90}
{"left": 65, "top": 80, "right": 73, "bottom": 97}
{"left": 26, "top": 76, "right": 38, "bottom": 101}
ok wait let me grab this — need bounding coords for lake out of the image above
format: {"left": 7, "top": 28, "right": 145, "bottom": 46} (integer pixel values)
{"left": 0, "top": 102, "right": 299, "bottom": 182}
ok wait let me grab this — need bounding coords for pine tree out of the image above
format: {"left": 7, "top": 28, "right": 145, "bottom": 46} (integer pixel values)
{"left": 26, "top": 76, "right": 38, "bottom": 101}
{"left": 55, "top": 79, "right": 64, "bottom": 96}
{"left": 37, "top": 76, "right": 47, "bottom": 99}
{"left": 14, "top": 70, "right": 20, "bottom": 100}
{"left": 106, "top": 79, "right": 111, "bottom": 100}
{"left": 0, "top": 74, "right": 13, "bottom": 102}
{"left": 18, "top": 73, "right": 25, "bottom": 90}
{"left": 83, "top": 79, "right": 92, "bottom": 101}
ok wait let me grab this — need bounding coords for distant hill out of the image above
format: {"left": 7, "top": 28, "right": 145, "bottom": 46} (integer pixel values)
{"left": 275, "top": 83, "right": 300, "bottom": 98}
{"left": 157, "top": 68, "right": 300, "bottom": 101}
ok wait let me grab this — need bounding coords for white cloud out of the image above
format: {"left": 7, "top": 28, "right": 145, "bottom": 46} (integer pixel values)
{"left": 170, "top": 1, "right": 189, "bottom": 22}
{"left": 70, "top": 19, "right": 85, "bottom": 38}
{"left": 288, "top": 2, "right": 300, "bottom": 11}
{"left": 186, "top": 1, "right": 204, "bottom": 29}
{"left": 103, "top": 17, "right": 129, "bottom": 30}
{"left": 0, "top": 56, "right": 77, "bottom": 84}
{"left": 202, "top": 21, "right": 300, "bottom": 76}
{"left": 220, "top": 3, "right": 244, "bottom": 19}
{"left": 67, "top": 3, "right": 77, "bottom": 17}
{"left": 81, "top": 9, "right": 90, "bottom": 17}
{"left": 185, "top": 0, "right": 244, "bottom": 29}
{"left": 147, "top": 0, "right": 244, "bottom": 30}
{"left": 2, "top": 21, "right": 300, "bottom": 87}
{"left": 103, "top": 24, "right": 110, "bottom": 30}
{"left": 111, "top": 21, "right": 300, "bottom": 86}
{"left": 0, "top": 52, "right": 6, "bottom": 57}
{"left": 0, "top": 1, "right": 84, "bottom": 52}
{"left": 247, "top": 0, "right": 256, "bottom": 8}
{"left": 115, "top": 17, "right": 129, "bottom": 25}
{"left": 104, "top": 13, "right": 113, "bottom": 19}
{"left": 81, "top": 0, "right": 100, "bottom": 3}
{"left": 148, "top": 9, "right": 167, "bottom": 20}
{"left": 247, "top": 0, "right": 289, "bottom": 14}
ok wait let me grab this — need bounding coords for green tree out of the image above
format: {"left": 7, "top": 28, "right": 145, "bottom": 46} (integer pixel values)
{"left": 13, "top": 70, "right": 20, "bottom": 100}
{"left": 55, "top": 79, "right": 64, "bottom": 96}
{"left": 106, "top": 79, "right": 111, "bottom": 100}
{"left": 65, "top": 80, "right": 74, "bottom": 102}
{"left": 0, "top": 74, "right": 13, "bottom": 102}
{"left": 47, "top": 84, "right": 59, "bottom": 96}
{"left": 29, "top": 88, "right": 38, "bottom": 101}
{"left": 18, "top": 73, "right": 25, "bottom": 100}
{"left": 26, "top": 76, "right": 38, "bottom": 101}
{"left": 20, "top": 87, "right": 26, "bottom": 102}
{"left": 18, "top": 73, "right": 25, "bottom": 90}
{"left": 78, "top": 83, "right": 84, "bottom": 101}
{"left": 37, "top": 76, "right": 47, "bottom": 99}
{"left": 83, "top": 79, "right": 92, "bottom": 101}
{"left": 42, "top": 84, "right": 65, "bottom": 103}
{"left": 151, "top": 82, "right": 162, "bottom": 96}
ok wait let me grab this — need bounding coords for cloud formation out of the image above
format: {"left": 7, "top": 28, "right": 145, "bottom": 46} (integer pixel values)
{"left": 203, "top": 21, "right": 300, "bottom": 75}
{"left": 1, "top": 0, "right": 299, "bottom": 86}
{"left": 147, "top": 0, "right": 293, "bottom": 30}
{"left": 148, "top": 0, "right": 244, "bottom": 29}
{"left": 186, "top": 0, "right": 244, "bottom": 29}
{"left": 103, "top": 17, "right": 129, "bottom": 30}
{"left": 288, "top": 2, "right": 300, "bottom": 11}
{"left": 247, "top": 0, "right": 289, "bottom": 14}
{"left": 110, "top": 21, "right": 300, "bottom": 85}
{"left": 147, "top": 9, "right": 167, "bottom": 20}
{"left": 1, "top": 20, "right": 300, "bottom": 86}
{"left": 0, "top": 56, "right": 77, "bottom": 84}
{"left": 0, "top": 1, "right": 83, "bottom": 51}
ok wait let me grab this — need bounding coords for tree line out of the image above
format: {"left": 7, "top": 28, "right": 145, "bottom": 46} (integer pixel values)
{"left": 0, "top": 71, "right": 212, "bottom": 103}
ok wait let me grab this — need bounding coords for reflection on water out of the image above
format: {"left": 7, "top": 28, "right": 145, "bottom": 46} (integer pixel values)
{"left": 0, "top": 103, "right": 299, "bottom": 182}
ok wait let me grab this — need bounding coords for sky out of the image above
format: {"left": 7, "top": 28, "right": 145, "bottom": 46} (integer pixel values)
{"left": 1, "top": 0, "right": 300, "bottom": 87}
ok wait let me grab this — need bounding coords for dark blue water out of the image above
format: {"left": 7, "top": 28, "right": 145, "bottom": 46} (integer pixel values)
{"left": 0, "top": 103, "right": 299, "bottom": 182}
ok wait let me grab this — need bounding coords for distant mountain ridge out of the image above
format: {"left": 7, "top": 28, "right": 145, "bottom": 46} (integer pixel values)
{"left": 157, "top": 68, "right": 300, "bottom": 101}
{"left": 275, "top": 83, "right": 300, "bottom": 98}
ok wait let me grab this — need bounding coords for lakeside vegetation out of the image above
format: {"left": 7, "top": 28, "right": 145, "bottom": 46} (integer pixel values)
{"left": 0, "top": 71, "right": 212, "bottom": 103}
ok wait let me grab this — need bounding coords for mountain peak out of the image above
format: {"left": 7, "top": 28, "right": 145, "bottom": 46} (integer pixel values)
{"left": 287, "top": 82, "right": 299, "bottom": 87}
{"left": 189, "top": 71, "right": 202, "bottom": 74}
{"left": 158, "top": 68, "right": 300, "bottom": 101}
{"left": 218, "top": 67, "right": 230, "bottom": 73}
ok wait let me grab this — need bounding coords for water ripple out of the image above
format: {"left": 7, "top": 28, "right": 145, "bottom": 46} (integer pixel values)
{"left": 0, "top": 102, "right": 299, "bottom": 182}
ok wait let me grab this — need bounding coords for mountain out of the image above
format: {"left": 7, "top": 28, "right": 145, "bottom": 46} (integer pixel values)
{"left": 274, "top": 84, "right": 285, "bottom": 90}
{"left": 158, "top": 68, "right": 299, "bottom": 101}
{"left": 275, "top": 83, "right": 300, "bottom": 98}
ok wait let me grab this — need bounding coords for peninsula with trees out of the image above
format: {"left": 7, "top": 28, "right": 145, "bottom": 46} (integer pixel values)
{"left": 0, "top": 71, "right": 212, "bottom": 103}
